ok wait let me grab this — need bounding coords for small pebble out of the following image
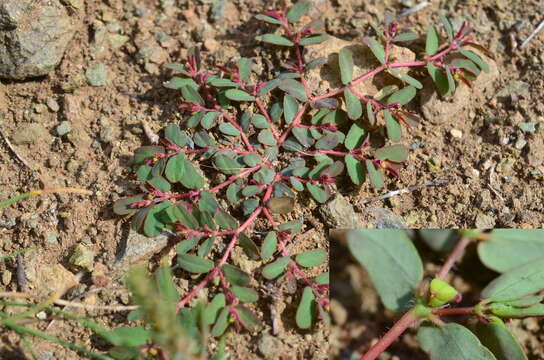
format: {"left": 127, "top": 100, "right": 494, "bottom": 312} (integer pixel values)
{"left": 36, "top": 311, "right": 47, "bottom": 320}
{"left": 515, "top": 138, "right": 527, "bottom": 149}
{"left": 85, "top": 63, "right": 108, "bottom": 86}
{"left": 450, "top": 129, "right": 463, "bottom": 138}
{"left": 56, "top": 121, "right": 72, "bottom": 136}
{"left": 46, "top": 98, "right": 60, "bottom": 112}
{"left": 518, "top": 122, "right": 536, "bottom": 133}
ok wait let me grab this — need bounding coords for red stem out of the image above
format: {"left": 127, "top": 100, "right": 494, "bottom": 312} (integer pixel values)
{"left": 432, "top": 307, "right": 474, "bottom": 317}
{"left": 361, "top": 310, "right": 418, "bottom": 360}
{"left": 436, "top": 237, "right": 472, "bottom": 280}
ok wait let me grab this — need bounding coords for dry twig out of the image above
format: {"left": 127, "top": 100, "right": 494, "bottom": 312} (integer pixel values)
{"left": 360, "top": 178, "right": 450, "bottom": 204}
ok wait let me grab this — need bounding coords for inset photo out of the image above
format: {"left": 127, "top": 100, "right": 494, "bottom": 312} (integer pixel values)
{"left": 330, "top": 229, "right": 544, "bottom": 360}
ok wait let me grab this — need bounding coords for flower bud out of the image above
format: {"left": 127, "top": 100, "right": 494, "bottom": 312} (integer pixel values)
{"left": 428, "top": 278, "right": 458, "bottom": 307}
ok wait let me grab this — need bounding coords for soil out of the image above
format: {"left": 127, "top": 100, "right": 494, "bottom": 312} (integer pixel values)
{"left": 331, "top": 231, "right": 544, "bottom": 360}
{"left": 0, "top": 0, "right": 543, "bottom": 359}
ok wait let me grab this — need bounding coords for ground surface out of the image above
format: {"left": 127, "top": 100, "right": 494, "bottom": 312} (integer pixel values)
{"left": 0, "top": 0, "right": 543, "bottom": 359}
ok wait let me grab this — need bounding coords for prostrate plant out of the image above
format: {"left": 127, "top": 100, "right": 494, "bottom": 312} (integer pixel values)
{"left": 113, "top": 0, "right": 489, "bottom": 352}
{"left": 346, "top": 229, "right": 544, "bottom": 360}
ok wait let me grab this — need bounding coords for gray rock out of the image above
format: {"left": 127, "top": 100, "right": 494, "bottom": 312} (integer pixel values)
{"left": 56, "top": 121, "right": 72, "bottom": 136}
{"left": 496, "top": 80, "right": 530, "bottom": 99}
{"left": 319, "top": 194, "right": 364, "bottom": 228}
{"left": 475, "top": 213, "right": 496, "bottom": 228}
{"left": 257, "top": 334, "right": 282, "bottom": 359}
{"left": 11, "top": 123, "right": 48, "bottom": 145}
{"left": 100, "top": 127, "right": 114, "bottom": 143}
{"left": 44, "top": 231, "right": 58, "bottom": 245}
{"left": 113, "top": 229, "right": 169, "bottom": 273}
{"left": 69, "top": 244, "right": 95, "bottom": 271}
{"left": 0, "top": 0, "right": 74, "bottom": 79}
{"left": 85, "top": 63, "right": 108, "bottom": 86}
{"left": 363, "top": 206, "right": 407, "bottom": 229}
{"left": 518, "top": 122, "right": 536, "bottom": 133}
{"left": 46, "top": 98, "right": 60, "bottom": 112}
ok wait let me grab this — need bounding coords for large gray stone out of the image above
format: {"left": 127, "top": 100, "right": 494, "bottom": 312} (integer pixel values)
{"left": 0, "top": 0, "right": 74, "bottom": 79}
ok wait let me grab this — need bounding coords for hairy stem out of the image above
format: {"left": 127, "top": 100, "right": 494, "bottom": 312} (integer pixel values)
{"left": 436, "top": 237, "right": 472, "bottom": 280}
{"left": 361, "top": 310, "right": 418, "bottom": 360}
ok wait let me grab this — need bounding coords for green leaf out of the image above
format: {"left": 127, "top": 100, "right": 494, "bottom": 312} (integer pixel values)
{"left": 338, "top": 48, "right": 354, "bottom": 84}
{"left": 211, "top": 307, "right": 230, "bottom": 337}
{"left": 316, "top": 272, "right": 329, "bottom": 284}
{"left": 236, "top": 58, "right": 251, "bottom": 82}
{"left": 214, "top": 155, "right": 241, "bottom": 175}
{"left": 180, "top": 159, "right": 204, "bottom": 189}
{"left": 255, "top": 14, "right": 283, "bottom": 25}
{"left": 217, "top": 122, "right": 240, "bottom": 136}
{"left": 242, "top": 153, "right": 261, "bottom": 167}
{"left": 388, "top": 68, "right": 423, "bottom": 89}
{"left": 393, "top": 32, "right": 419, "bottom": 42}
{"left": 292, "top": 127, "right": 314, "bottom": 147}
{"left": 296, "top": 286, "right": 316, "bottom": 329}
{"left": 262, "top": 256, "right": 291, "bottom": 279}
{"left": 164, "top": 153, "right": 185, "bottom": 183}
{"left": 481, "top": 257, "right": 544, "bottom": 302}
{"left": 221, "top": 264, "right": 250, "bottom": 287}
{"left": 176, "top": 236, "right": 200, "bottom": 254}
{"left": 113, "top": 195, "right": 145, "bottom": 215}
{"left": 181, "top": 85, "right": 204, "bottom": 105}
{"left": 283, "top": 95, "right": 299, "bottom": 124}
{"left": 143, "top": 201, "right": 172, "bottom": 237}
{"left": 198, "top": 236, "right": 215, "bottom": 257}
{"left": 164, "top": 77, "right": 196, "bottom": 90}
{"left": 164, "top": 123, "right": 187, "bottom": 146}
{"left": 384, "top": 109, "right": 402, "bottom": 142}
{"left": 477, "top": 230, "right": 544, "bottom": 273}
{"left": 215, "top": 210, "right": 238, "bottom": 230}
{"left": 387, "top": 86, "right": 417, "bottom": 105}
{"left": 418, "top": 229, "right": 459, "bottom": 252}
{"left": 258, "top": 129, "right": 277, "bottom": 146}
{"left": 267, "top": 196, "right": 295, "bottom": 214}
{"left": 198, "top": 190, "right": 219, "bottom": 214}
{"left": 425, "top": 26, "right": 440, "bottom": 56}
{"left": 203, "top": 294, "right": 226, "bottom": 326}
{"left": 366, "top": 101, "right": 376, "bottom": 125}
{"left": 133, "top": 145, "right": 164, "bottom": 164}
{"left": 209, "top": 78, "right": 239, "bottom": 87}
{"left": 242, "top": 199, "right": 259, "bottom": 215}
{"left": 299, "top": 34, "right": 329, "bottom": 46}
{"left": 103, "top": 327, "right": 150, "bottom": 347}
{"left": 474, "top": 322, "right": 527, "bottom": 360}
{"left": 261, "top": 232, "right": 277, "bottom": 259}
{"left": 446, "top": 66, "right": 456, "bottom": 95}
{"left": 315, "top": 133, "right": 340, "bottom": 150}
{"left": 225, "top": 89, "right": 255, "bottom": 102}
{"left": 418, "top": 323, "right": 497, "bottom": 360}
{"left": 178, "top": 254, "right": 214, "bottom": 274}
{"left": 306, "top": 183, "right": 328, "bottom": 203}
{"left": 136, "top": 165, "right": 152, "bottom": 182}
{"left": 254, "top": 167, "right": 276, "bottom": 185}
{"left": 171, "top": 205, "right": 199, "bottom": 229}
{"left": 251, "top": 114, "right": 269, "bottom": 129}
{"left": 347, "top": 229, "right": 423, "bottom": 312}
{"left": 365, "top": 160, "right": 384, "bottom": 189}
{"left": 235, "top": 305, "right": 262, "bottom": 332}
{"left": 460, "top": 49, "right": 490, "bottom": 73}
{"left": 375, "top": 145, "right": 409, "bottom": 162}
{"left": 363, "top": 37, "right": 386, "bottom": 64}
{"left": 148, "top": 176, "right": 171, "bottom": 192}
{"left": 427, "top": 63, "right": 450, "bottom": 96}
{"left": 278, "top": 79, "right": 308, "bottom": 102}
{"left": 286, "top": 1, "right": 311, "bottom": 22}
{"left": 345, "top": 155, "right": 365, "bottom": 185}
{"left": 239, "top": 233, "right": 260, "bottom": 260}
{"left": 259, "top": 34, "right": 294, "bottom": 47}
{"left": 278, "top": 220, "right": 302, "bottom": 233}
{"left": 439, "top": 12, "right": 454, "bottom": 42}
{"left": 231, "top": 286, "right": 258, "bottom": 303}
{"left": 344, "top": 88, "right": 362, "bottom": 120}
{"left": 296, "top": 249, "right": 327, "bottom": 267}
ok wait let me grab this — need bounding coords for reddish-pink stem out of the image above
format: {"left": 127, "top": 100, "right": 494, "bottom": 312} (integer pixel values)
{"left": 256, "top": 99, "right": 280, "bottom": 139}
{"left": 209, "top": 165, "right": 261, "bottom": 192}
{"left": 432, "top": 307, "right": 474, "bottom": 317}
{"left": 436, "top": 237, "right": 472, "bottom": 280}
{"left": 361, "top": 310, "right": 418, "bottom": 360}
{"left": 223, "top": 113, "right": 254, "bottom": 151}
